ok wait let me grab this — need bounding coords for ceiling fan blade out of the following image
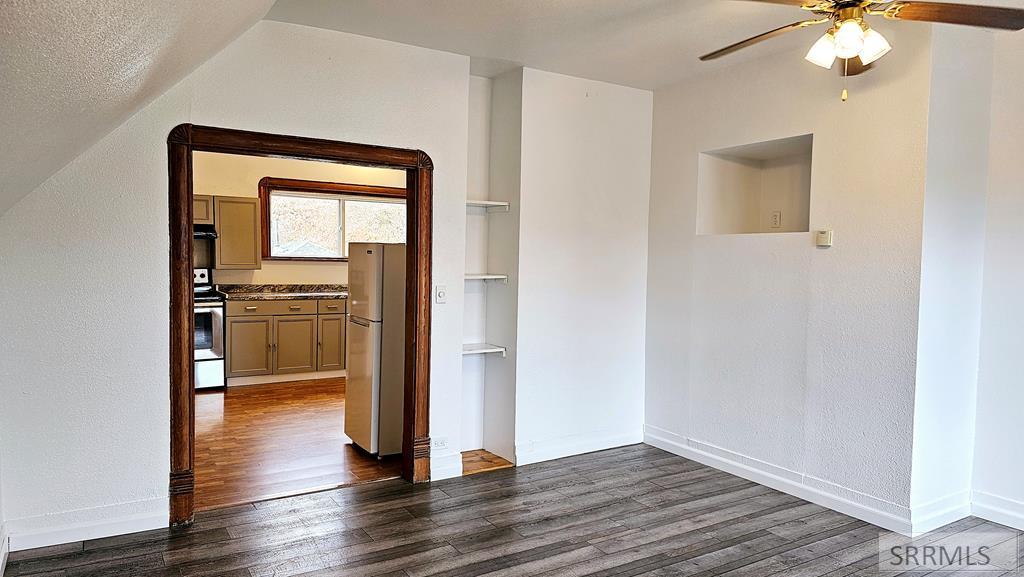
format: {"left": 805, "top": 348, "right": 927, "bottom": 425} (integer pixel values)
{"left": 871, "top": 1, "right": 1024, "bottom": 30}
{"left": 699, "top": 20, "right": 826, "bottom": 61}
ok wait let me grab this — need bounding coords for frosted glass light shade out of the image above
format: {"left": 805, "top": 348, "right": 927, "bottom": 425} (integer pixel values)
{"left": 859, "top": 28, "right": 892, "bottom": 65}
{"left": 834, "top": 20, "right": 865, "bottom": 59}
{"left": 805, "top": 33, "right": 837, "bottom": 69}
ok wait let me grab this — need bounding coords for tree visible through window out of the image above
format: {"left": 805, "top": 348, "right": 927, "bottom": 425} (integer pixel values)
{"left": 268, "top": 191, "right": 405, "bottom": 259}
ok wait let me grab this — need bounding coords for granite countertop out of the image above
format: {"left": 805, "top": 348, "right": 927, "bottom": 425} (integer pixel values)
{"left": 218, "top": 284, "right": 348, "bottom": 301}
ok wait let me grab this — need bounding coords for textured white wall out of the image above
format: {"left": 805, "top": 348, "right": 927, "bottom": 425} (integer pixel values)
{"left": 909, "top": 27, "right": 993, "bottom": 533}
{"left": 645, "top": 22, "right": 933, "bottom": 532}
{"left": 514, "top": 68, "right": 652, "bottom": 464}
{"left": 0, "top": 20, "right": 469, "bottom": 549}
{"left": 974, "top": 31, "right": 1024, "bottom": 531}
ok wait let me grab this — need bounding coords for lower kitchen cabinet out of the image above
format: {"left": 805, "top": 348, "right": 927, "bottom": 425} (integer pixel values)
{"left": 226, "top": 316, "right": 273, "bottom": 377}
{"left": 317, "top": 314, "right": 347, "bottom": 371}
{"left": 273, "top": 315, "right": 318, "bottom": 374}
{"left": 224, "top": 298, "right": 348, "bottom": 380}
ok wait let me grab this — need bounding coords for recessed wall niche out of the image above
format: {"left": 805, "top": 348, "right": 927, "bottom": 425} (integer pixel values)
{"left": 697, "top": 134, "right": 812, "bottom": 235}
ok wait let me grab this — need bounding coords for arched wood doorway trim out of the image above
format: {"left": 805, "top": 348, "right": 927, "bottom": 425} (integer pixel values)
{"left": 167, "top": 124, "right": 432, "bottom": 525}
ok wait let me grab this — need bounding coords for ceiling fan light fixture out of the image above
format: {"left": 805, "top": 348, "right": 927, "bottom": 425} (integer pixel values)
{"left": 859, "top": 28, "right": 892, "bottom": 65}
{"left": 834, "top": 19, "right": 866, "bottom": 59}
{"left": 805, "top": 32, "right": 838, "bottom": 69}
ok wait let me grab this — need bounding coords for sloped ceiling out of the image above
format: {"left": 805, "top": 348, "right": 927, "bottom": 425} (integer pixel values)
{"left": 266, "top": 0, "right": 822, "bottom": 89}
{"left": 0, "top": 0, "right": 276, "bottom": 215}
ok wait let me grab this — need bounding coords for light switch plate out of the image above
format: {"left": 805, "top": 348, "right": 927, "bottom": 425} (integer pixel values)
{"left": 435, "top": 285, "right": 448, "bottom": 304}
{"left": 815, "top": 230, "right": 833, "bottom": 248}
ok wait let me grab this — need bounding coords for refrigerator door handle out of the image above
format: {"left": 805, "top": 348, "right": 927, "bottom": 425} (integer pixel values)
{"left": 350, "top": 316, "right": 371, "bottom": 327}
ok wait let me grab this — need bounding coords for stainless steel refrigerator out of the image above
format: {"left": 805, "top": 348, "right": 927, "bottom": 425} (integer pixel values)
{"left": 345, "top": 242, "right": 406, "bottom": 456}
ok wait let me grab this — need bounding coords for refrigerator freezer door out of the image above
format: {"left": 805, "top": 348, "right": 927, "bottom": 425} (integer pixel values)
{"left": 348, "top": 243, "right": 383, "bottom": 322}
{"left": 344, "top": 316, "right": 381, "bottom": 454}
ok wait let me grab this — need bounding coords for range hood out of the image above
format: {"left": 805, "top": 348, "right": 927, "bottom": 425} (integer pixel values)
{"left": 193, "top": 224, "right": 218, "bottom": 239}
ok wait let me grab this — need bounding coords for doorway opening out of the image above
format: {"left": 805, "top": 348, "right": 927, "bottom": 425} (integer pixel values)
{"left": 168, "top": 124, "right": 433, "bottom": 525}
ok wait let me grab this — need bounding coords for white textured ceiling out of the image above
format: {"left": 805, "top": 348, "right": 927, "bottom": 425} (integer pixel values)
{"left": 265, "top": 0, "right": 828, "bottom": 87}
{"left": 0, "top": 0, "right": 276, "bottom": 214}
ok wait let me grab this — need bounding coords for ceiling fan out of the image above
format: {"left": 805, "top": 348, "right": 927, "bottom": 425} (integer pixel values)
{"left": 701, "top": 1, "right": 1024, "bottom": 75}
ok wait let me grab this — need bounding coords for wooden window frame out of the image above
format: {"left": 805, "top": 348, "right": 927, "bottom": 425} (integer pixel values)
{"left": 258, "top": 177, "right": 407, "bottom": 262}
{"left": 168, "top": 124, "right": 433, "bottom": 527}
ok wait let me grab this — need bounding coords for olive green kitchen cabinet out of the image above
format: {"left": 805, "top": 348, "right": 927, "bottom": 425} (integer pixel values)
{"left": 214, "top": 196, "right": 261, "bottom": 270}
{"left": 273, "top": 315, "right": 318, "bottom": 374}
{"left": 193, "top": 195, "right": 215, "bottom": 225}
{"left": 225, "top": 298, "right": 347, "bottom": 380}
{"left": 317, "top": 314, "right": 347, "bottom": 371}
{"left": 225, "top": 316, "right": 273, "bottom": 377}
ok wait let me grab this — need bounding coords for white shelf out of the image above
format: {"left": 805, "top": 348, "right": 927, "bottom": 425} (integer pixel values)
{"left": 462, "top": 343, "right": 507, "bottom": 357}
{"left": 465, "top": 273, "right": 508, "bottom": 282}
{"left": 466, "top": 199, "right": 510, "bottom": 212}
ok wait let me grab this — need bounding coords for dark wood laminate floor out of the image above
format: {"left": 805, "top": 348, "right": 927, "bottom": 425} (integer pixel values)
{"left": 7, "top": 444, "right": 1022, "bottom": 577}
{"left": 195, "top": 377, "right": 401, "bottom": 511}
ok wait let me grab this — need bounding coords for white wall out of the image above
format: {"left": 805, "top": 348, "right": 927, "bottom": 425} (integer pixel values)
{"left": 0, "top": 20, "right": 469, "bottom": 550}
{"left": 645, "top": 22, "right": 934, "bottom": 533}
{"left": 974, "top": 30, "right": 1024, "bottom": 531}
{"left": 482, "top": 69, "right": 524, "bottom": 463}
{"left": 909, "top": 27, "right": 993, "bottom": 533}
{"left": 462, "top": 75, "right": 493, "bottom": 452}
{"left": 192, "top": 151, "right": 406, "bottom": 286}
{"left": 514, "top": 68, "right": 652, "bottom": 464}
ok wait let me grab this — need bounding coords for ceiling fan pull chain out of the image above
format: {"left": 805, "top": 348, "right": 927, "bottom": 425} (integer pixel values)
{"left": 841, "top": 59, "right": 849, "bottom": 102}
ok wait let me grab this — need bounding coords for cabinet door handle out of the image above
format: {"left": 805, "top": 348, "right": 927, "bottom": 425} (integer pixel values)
{"left": 326, "top": 305, "right": 339, "bottom": 309}
{"left": 289, "top": 305, "right": 301, "bottom": 311}
{"left": 245, "top": 306, "right": 258, "bottom": 311}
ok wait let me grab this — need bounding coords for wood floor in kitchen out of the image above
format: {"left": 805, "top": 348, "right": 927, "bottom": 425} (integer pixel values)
{"left": 9, "top": 444, "right": 1021, "bottom": 577}
{"left": 194, "top": 377, "right": 402, "bottom": 511}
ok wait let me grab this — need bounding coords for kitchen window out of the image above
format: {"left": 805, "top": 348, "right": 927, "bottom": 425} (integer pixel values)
{"left": 259, "top": 178, "right": 406, "bottom": 261}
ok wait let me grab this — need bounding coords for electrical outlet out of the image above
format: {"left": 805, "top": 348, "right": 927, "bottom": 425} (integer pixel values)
{"left": 435, "top": 285, "right": 448, "bottom": 304}
{"left": 432, "top": 437, "right": 450, "bottom": 451}
{"left": 770, "top": 210, "right": 783, "bottom": 229}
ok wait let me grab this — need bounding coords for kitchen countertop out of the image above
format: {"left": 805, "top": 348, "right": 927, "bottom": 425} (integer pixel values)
{"left": 218, "top": 284, "right": 348, "bottom": 301}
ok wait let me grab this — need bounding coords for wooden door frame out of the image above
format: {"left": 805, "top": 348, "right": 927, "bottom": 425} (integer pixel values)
{"left": 168, "top": 124, "right": 433, "bottom": 526}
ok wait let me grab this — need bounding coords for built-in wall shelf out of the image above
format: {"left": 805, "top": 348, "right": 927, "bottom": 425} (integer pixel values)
{"left": 466, "top": 199, "right": 510, "bottom": 212}
{"left": 465, "top": 273, "right": 509, "bottom": 282}
{"left": 462, "top": 343, "right": 507, "bottom": 357}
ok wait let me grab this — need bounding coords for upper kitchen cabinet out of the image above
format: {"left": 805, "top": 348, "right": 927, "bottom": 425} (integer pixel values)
{"left": 214, "top": 196, "right": 262, "bottom": 270}
{"left": 193, "top": 195, "right": 215, "bottom": 225}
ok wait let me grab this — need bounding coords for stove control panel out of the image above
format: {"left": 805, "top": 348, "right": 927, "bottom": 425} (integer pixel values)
{"left": 193, "top": 268, "right": 211, "bottom": 285}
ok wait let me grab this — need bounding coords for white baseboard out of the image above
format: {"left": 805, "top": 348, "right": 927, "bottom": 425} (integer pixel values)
{"left": 430, "top": 451, "right": 463, "bottom": 481}
{"left": 226, "top": 369, "right": 345, "bottom": 387}
{"left": 972, "top": 490, "right": 1024, "bottom": 531}
{"left": 644, "top": 424, "right": 914, "bottom": 535}
{"left": 1, "top": 522, "right": 9, "bottom": 577}
{"left": 910, "top": 490, "right": 972, "bottom": 535}
{"left": 7, "top": 498, "right": 167, "bottom": 552}
{"left": 515, "top": 429, "right": 644, "bottom": 467}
